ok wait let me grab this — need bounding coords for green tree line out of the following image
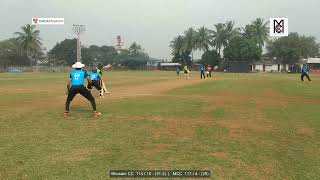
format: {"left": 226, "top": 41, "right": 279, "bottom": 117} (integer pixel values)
{"left": 0, "top": 24, "right": 151, "bottom": 70}
{"left": 1, "top": 21, "right": 319, "bottom": 70}
{"left": 170, "top": 18, "right": 320, "bottom": 67}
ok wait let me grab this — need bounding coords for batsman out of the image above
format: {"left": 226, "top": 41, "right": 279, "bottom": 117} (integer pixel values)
{"left": 96, "top": 63, "right": 112, "bottom": 95}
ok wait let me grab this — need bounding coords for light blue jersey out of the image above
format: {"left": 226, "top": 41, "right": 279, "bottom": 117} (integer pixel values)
{"left": 89, "top": 72, "right": 100, "bottom": 81}
{"left": 70, "top": 70, "right": 88, "bottom": 86}
{"left": 200, "top": 64, "right": 205, "bottom": 71}
{"left": 302, "top": 66, "right": 309, "bottom": 74}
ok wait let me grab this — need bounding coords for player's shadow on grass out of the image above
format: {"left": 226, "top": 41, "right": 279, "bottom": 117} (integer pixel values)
{"left": 67, "top": 106, "right": 99, "bottom": 119}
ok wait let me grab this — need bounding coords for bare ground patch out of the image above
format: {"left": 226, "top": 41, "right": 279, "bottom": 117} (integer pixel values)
{"left": 217, "top": 119, "right": 273, "bottom": 133}
{"left": 201, "top": 91, "right": 248, "bottom": 105}
{"left": 199, "top": 89, "right": 285, "bottom": 139}
{"left": 152, "top": 119, "right": 195, "bottom": 141}
{"left": 254, "top": 89, "right": 289, "bottom": 110}
{"left": 202, "top": 88, "right": 289, "bottom": 112}
{"left": 108, "top": 78, "right": 203, "bottom": 99}
{"left": 226, "top": 157, "right": 281, "bottom": 179}
{"left": 297, "top": 128, "right": 315, "bottom": 136}
{"left": 150, "top": 116, "right": 214, "bottom": 141}
{"left": 2, "top": 78, "right": 204, "bottom": 112}
{"left": 199, "top": 91, "right": 249, "bottom": 113}
{"left": 51, "top": 147, "right": 101, "bottom": 162}
{"left": 143, "top": 143, "right": 174, "bottom": 156}
{"left": 209, "top": 152, "right": 229, "bottom": 159}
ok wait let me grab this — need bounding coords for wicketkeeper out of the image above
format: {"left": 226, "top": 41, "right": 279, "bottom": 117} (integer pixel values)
{"left": 87, "top": 68, "right": 103, "bottom": 98}
{"left": 64, "top": 62, "right": 101, "bottom": 117}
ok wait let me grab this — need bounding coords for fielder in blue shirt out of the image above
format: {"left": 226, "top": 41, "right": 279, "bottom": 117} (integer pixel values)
{"left": 176, "top": 66, "right": 180, "bottom": 76}
{"left": 199, "top": 64, "right": 206, "bottom": 80}
{"left": 65, "top": 62, "right": 101, "bottom": 117}
{"left": 301, "top": 64, "right": 311, "bottom": 82}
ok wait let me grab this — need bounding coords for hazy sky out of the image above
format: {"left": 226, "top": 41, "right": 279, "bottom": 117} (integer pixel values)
{"left": 1, "top": 0, "right": 319, "bottom": 59}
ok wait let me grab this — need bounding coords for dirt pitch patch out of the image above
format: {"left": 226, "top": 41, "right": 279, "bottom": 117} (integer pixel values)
{"left": 150, "top": 116, "right": 215, "bottom": 141}
{"left": 51, "top": 147, "right": 101, "bottom": 162}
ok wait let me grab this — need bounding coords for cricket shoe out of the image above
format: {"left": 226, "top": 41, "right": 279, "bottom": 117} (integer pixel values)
{"left": 64, "top": 111, "right": 69, "bottom": 117}
{"left": 93, "top": 111, "right": 102, "bottom": 117}
{"left": 103, "top": 89, "right": 110, "bottom": 94}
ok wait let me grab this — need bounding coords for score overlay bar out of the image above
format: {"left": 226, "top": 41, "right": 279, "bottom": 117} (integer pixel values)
{"left": 109, "top": 170, "right": 211, "bottom": 178}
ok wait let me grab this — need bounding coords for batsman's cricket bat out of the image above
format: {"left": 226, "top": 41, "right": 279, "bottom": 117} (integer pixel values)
{"left": 101, "top": 80, "right": 109, "bottom": 94}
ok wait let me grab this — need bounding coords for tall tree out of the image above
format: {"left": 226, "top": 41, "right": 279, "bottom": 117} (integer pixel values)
{"left": 0, "top": 38, "right": 28, "bottom": 67}
{"left": 183, "top": 27, "right": 197, "bottom": 61}
{"left": 224, "top": 21, "right": 241, "bottom": 44}
{"left": 267, "top": 33, "right": 320, "bottom": 69}
{"left": 129, "top": 42, "right": 142, "bottom": 56}
{"left": 170, "top": 36, "right": 184, "bottom": 56}
{"left": 170, "top": 35, "right": 191, "bottom": 64}
{"left": 170, "top": 35, "right": 184, "bottom": 61}
{"left": 195, "top": 26, "right": 212, "bottom": 52}
{"left": 49, "top": 38, "right": 77, "bottom": 66}
{"left": 248, "top": 18, "right": 269, "bottom": 47}
{"left": 243, "top": 24, "right": 256, "bottom": 40}
{"left": 99, "top": 45, "right": 118, "bottom": 64}
{"left": 211, "top": 23, "right": 227, "bottom": 55}
{"left": 83, "top": 45, "right": 118, "bottom": 65}
{"left": 118, "top": 42, "right": 150, "bottom": 69}
{"left": 299, "top": 36, "right": 319, "bottom": 58}
{"left": 224, "top": 36, "right": 262, "bottom": 62}
{"left": 200, "top": 49, "right": 221, "bottom": 67}
{"left": 211, "top": 21, "right": 240, "bottom": 56}
{"left": 14, "top": 24, "right": 42, "bottom": 69}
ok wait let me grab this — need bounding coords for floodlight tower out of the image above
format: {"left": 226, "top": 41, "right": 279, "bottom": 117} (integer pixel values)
{"left": 72, "top": 24, "right": 85, "bottom": 62}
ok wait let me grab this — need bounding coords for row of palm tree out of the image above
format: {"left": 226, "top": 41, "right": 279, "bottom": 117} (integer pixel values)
{"left": 14, "top": 24, "right": 42, "bottom": 69}
{"left": 12, "top": 19, "right": 269, "bottom": 68}
{"left": 243, "top": 18, "right": 270, "bottom": 48}
{"left": 170, "top": 18, "right": 269, "bottom": 61}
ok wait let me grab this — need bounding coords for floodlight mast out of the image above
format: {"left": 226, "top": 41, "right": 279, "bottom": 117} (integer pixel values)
{"left": 72, "top": 24, "right": 85, "bottom": 62}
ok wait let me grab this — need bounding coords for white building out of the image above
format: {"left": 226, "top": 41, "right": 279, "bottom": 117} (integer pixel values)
{"left": 251, "top": 57, "right": 309, "bottom": 73}
{"left": 159, "top": 63, "right": 181, "bottom": 70}
{"left": 307, "top": 57, "right": 320, "bottom": 74}
{"left": 251, "top": 60, "right": 289, "bottom": 72}
{"left": 160, "top": 63, "right": 181, "bottom": 67}
{"left": 147, "top": 59, "right": 162, "bottom": 67}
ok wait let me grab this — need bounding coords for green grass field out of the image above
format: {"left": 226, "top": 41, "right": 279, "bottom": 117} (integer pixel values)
{"left": 0, "top": 71, "right": 319, "bottom": 179}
